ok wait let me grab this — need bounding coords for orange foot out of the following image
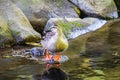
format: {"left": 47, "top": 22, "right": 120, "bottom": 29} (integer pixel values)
{"left": 44, "top": 49, "right": 60, "bottom": 62}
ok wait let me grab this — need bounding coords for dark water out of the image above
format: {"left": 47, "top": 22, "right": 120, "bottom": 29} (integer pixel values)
{"left": 0, "top": 50, "right": 120, "bottom": 80}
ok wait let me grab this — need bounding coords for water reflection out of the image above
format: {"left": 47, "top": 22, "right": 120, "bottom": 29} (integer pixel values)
{"left": 0, "top": 50, "right": 120, "bottom": 80}
{"left": 61, "top": 55, "right": 120, "bottom": 80}
{"left": 41, "top": 67, "right": 68, "bottom": 80}
{"left": 32, "top": 63, "right": 69, "bottom": 80}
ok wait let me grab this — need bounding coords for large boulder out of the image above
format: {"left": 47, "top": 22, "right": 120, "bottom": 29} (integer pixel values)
{"left": 114, "top": 0, "right": 120, "bottom": 17}
{"left": 69, "top": 0, "right": 118, "bottom": 18}
{"left": 0, "top": 16, "right": 14, "bottom": 46}
{"left": 11, "top": 0, "right": 79, "bottom": 34}
{"left": 0, "top": 0, "right": 41, "bottom": 46}
{"left": 11, "top": 0, "right": 79, "bottom": 19}
{"left": 30, "top": 18, "right": 48, "bottom": 34}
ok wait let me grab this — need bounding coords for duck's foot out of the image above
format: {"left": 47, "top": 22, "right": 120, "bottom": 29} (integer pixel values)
{"left": 44, "top": 51, "right": 69, "bottom": 64}
{"left": 44, "top": 51, "right": 60, "bottom": 64}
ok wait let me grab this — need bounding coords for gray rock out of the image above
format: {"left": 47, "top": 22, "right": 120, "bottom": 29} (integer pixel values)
{"left": 0, "top": 16, "right": 14, "bottom": 46}
{"left": 11, "top": 0, "right": 79, "bottom": 20}
{"left": 44, "top": 18, "right": 106, "bottom": 39}
{"left": 69, "top": 0, "right": 118, "bottom": 18}
{"left": 0, "top": 0, "right": 41, "bottom": 45}
{"left": 29, "top": 18, "right": 48, "bottom": 34}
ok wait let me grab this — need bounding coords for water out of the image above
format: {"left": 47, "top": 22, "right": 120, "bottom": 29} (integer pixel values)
{"left": 0, "top": 48, "right": 120, "bottom": 80}
{"left": 62, "top": 56, "right": 120, "bottom": 80}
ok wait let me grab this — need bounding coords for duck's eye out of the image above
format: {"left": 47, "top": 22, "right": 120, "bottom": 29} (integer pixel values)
{"left": 42, "top": 30, "right": 51, "bottom": 36}
{"left": 46, "top": 30, "right": 51, "bottom": 32}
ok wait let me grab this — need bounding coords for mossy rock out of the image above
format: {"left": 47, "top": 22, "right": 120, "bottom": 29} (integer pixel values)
{"left": 11, "top": 0, "right": 79, "bottom": 20}
{"left": 44, "top": 18, "right": 90, "bottom": 38}
{"left": 69, "top": 0, "right": 118, "bottom": 18}
{"left": 0, "top": 16, "right": 14, "bottom": 46}
{"left": 5, "top": 2, "right": 41, "bottom": 42}
{"left": 0, "top": 0, "right": 41, "bottom": 46}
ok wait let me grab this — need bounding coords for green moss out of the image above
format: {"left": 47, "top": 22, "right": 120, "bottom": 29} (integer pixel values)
{"left": 0, "top": 17, "right": 14, "bottom": 46}
{"left": 57, "top": 21, "right": 82, "bottom": 37}
{"left": 32, "top": 0, "right": 39, "bottom": 4}
{"left": 0, "top": 23, "right": 11, "bottom": 38}
{"left": 50, "top": 0, "right": 62, "bottom": 8}
{"left": 7, "top": 20, "right": 20, "bottom": 37}
{"left": 12, "top": 30, "right": 20, "bottom": 37}
{"left": 7, "top": 20, "right": 14, "bottom": 26}
{"left": 12, "top": 6, "right": 32, "bottom": 27}
{"left": 20, "top": 16, "right": 31, "bottom": 27}
{"left": 24, "top": 35, "right": 40, "bottom": 42}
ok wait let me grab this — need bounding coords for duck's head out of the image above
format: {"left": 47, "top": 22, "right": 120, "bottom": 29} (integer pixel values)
{"left": 43, "top": 26, "right": 57, "bottom": 36}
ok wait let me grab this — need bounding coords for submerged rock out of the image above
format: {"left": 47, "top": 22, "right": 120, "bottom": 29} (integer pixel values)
{"left": 85, "top": 19, "right": 120, "bottom": 58}
{"left": 0, "top": 0, "right": 41, "bottom": 46}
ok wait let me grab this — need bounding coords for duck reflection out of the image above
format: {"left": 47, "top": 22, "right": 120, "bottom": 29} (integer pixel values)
{"left": 41, "top": 67, "right": 69, "bottom": 80}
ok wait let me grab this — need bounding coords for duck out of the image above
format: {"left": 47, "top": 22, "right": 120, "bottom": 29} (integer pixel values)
{"left": 41, "top": 26, "right": 68, "bottom": 63}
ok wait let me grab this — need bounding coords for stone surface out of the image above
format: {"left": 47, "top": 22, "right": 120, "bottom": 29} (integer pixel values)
{"left": 114, "top": 0, "right": 120, "bottom": 17}
{"left": 11, "top": 0, "right": 79, "bottom": 20}
{"left": 0, "top": 16, "right": 14, "bottom": 46}
{"left": 0, "top": 0, "right": 41, "bottom": 46}
{"left": 30, "top": 18, "right": 48, "bottom": 34}
{"left": 10, "top": 0, "right": 79, "bottom": 36}
{"left": 69, "top": 0, "right": 118, "bottom": 18}
{"left": 44, "top": 18, "right": 106, "bottom": 39}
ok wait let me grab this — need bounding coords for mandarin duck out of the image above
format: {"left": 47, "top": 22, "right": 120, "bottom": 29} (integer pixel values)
{"left": 41, "top": 26, "right": 68, "bottom": 63}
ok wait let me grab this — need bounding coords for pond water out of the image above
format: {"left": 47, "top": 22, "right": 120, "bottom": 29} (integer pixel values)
{"left": 0, "top": 48, "right": 120, "bottom": 80}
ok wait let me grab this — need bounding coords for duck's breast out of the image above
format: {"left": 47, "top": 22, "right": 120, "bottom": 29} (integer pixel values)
{"left": 41, "top": 33, "right": 58, "bottom": 51}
